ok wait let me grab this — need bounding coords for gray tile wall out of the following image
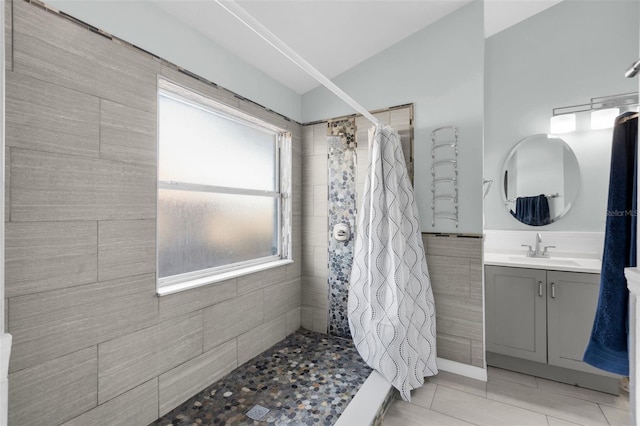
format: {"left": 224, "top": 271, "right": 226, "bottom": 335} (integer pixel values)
{"left": 300, "top": 113, "right": 484, "bottom": 370}
{"left": 5, "top": 1, "right": 302, "bottom": 425}
{"left": 424, "top": 233, "right": 484, "bottom": 368}
{"left": 300, "top": 108, "right": 412, "bottom": 334}
{"left": 301, "top": 123, "right": 329, "bottom": 333}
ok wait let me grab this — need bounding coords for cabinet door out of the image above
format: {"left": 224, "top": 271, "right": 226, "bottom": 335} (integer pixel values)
{"left": 547, "top": 271, "right": 605, "bottom": 374}
{"left": 485, "top": 266, "right": 547, "bottom": 363}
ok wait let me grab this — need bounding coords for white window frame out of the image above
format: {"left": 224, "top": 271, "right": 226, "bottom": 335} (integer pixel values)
{"left": 156, "top": 78, "right": 292, "bottom": 296}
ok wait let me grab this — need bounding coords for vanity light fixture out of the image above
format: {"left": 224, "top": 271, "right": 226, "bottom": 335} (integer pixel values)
{"left": 591, "top": 108, "right": 620, "bottom": 130}
{"left": 550, "top": 92, "right": 638, "bottom": 133}
{"left": 549, "top": 114, "right": 576, "bottom": 134}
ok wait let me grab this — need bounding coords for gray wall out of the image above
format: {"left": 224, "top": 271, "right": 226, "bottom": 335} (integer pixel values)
{"left": 484, "top": 0, "right": 639, "bottom": 231}
{"left": 301, "top": 0, "right": 485, "bottom": 235}
{"left": 5, "top": 2, "right": 301, "bottom": 424}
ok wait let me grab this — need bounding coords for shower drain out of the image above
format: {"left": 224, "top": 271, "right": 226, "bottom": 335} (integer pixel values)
{"left": 245, "top": 404, "right": 270, "bottom": 421}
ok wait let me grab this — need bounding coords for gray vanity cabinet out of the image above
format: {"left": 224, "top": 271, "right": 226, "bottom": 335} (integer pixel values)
{"left": 546, "top": 271, "right": 600, "bottom": 373}
{"left": 485, "top": 266, "right": 547, "bottom": 363}
{"left": 486, "top": 266, "right": 600, "bottom": 372}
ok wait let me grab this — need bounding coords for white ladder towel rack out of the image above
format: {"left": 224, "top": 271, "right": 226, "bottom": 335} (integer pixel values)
{"left": 431, "top": 126, "right": 458, "bottom": 228}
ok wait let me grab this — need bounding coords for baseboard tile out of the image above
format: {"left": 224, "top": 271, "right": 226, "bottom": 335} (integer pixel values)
{"left": 437, "top": 357, "right": 488, "bottom": 382}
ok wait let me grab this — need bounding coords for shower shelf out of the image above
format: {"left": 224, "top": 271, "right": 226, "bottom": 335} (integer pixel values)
{"left": 431, "top": 126, "right": 459, "bottom": 228}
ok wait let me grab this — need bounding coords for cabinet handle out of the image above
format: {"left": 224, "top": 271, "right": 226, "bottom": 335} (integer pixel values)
{"left": 538, "top": 281, "right": 543, "bottom": 297}
{"left": 551, "top": 282, "right": 556, "bottom": 298}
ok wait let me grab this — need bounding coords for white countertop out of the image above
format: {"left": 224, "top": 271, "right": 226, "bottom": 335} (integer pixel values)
{"left": 484, "top": 252, "right": 602, "bottom": 274}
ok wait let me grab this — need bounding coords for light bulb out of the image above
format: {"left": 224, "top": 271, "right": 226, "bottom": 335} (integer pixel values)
{"left": 550, "top": 114, "right": 576, "bottom": 134}
{"left": 590, "top": 108, "right": 619, "bottom": 130}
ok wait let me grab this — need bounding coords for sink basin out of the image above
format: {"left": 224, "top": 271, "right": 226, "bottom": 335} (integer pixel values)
{"left": 507, "top": 256, "right": 581, "bottom": 267}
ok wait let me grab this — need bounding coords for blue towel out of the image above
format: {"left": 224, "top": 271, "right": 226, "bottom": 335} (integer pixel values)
{"left": 515, "top": 195, "right": 551, "bottom": 226}
{"left": 583, "top": 111, "right": 637, "bottom": 376}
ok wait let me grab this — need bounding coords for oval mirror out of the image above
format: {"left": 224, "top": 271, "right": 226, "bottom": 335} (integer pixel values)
{"left": 501, "top": 134, "right": 580, "bottom": 226}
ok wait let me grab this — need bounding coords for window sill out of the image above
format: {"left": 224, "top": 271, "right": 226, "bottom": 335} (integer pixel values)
{"left": 156, "top": 259, "right": 294, "bottom": 296}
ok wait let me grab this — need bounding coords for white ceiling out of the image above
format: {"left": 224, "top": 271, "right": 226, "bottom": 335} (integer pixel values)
{"left": 153, "top": 0, "right": 564, "bottom": 95}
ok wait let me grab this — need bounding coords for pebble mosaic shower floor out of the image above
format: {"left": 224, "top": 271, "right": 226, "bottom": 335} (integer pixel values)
{"left": 151, "top": 329, "right": 371, "bottom": 426}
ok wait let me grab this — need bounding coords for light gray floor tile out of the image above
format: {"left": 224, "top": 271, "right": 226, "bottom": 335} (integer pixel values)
{"left": 385, "top": 369, "right": 629, "bottom": 426}
{"left": 428, "top": 370, "right": 487, "bottom": 397}
{"left": 487, "top": 378, "right": 609, "bottom": 426}
{"left": 431, "top": 385, "right": 547, "bottom": 426}
{"left": 535, "top": 377, "right": 629, "bottom": 411}
{"left": 547, "top": 417, "right": 583, "bottom": 426}
{"left": 599, "top": 404, "right": 631, "bottom": 426}
{"left": 406, "top": 382, "right": 437, "bottom": 409}
{"left": 384, "top": 400, "right": 475, "bottom": 426}
{"left": 488, "top": 366, "right": 538, "bottom": 387}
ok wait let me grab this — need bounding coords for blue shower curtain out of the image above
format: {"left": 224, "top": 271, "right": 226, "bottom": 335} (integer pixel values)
{"left": 583, "top": 111, "right": 638, "bottom": 376}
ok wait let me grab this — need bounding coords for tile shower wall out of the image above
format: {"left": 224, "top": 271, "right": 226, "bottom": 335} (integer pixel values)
{"left": 4, "top": 1, "right": 301, "bottom": 425}
{"left": 301, "top": 123, "right": 330, "bottom": 333}
{"left": 301, "top": 106, "right": 415, "bottom": 336}
{"left": 354, "top": 109, "right": 413, "bottom": 214}
{"left": 301, "top": 108, "right": 485, "bottom": 370}
{"left": 423, "top": 233, "right": 484, "bottom": 368}
{"left": 327, "top": 119, "right": 356, "bottom": 338}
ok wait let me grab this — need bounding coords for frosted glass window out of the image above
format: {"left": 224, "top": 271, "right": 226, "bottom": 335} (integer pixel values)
{"left": 159, "top": 95, "right": 277, "bottom": 191}
{"left": 157, "top": 79, "right": 290, "bottom": 292}
{"left": 158, "top": 189, "right": 278, "bottom": 278}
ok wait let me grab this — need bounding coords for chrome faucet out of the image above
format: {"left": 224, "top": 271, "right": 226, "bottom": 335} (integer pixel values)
{"left": 522, "top": 233, "right": 555, "bottom": 258}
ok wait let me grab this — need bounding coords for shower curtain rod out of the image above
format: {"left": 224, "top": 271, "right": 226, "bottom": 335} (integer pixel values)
{"left": 214, "top": 0, "right": 381, "bottom": 127}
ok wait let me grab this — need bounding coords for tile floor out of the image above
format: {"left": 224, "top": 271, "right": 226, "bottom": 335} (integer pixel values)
{"left": 383, "top": 367, "right": 629, "bottom": 426}
{"left": 151, "top": 329, "right": 371, "bottom": 425}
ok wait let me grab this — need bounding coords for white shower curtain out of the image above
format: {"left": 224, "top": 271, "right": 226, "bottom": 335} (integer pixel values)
{"left": 348, "top": 124, "right": 438, "bottom": 401}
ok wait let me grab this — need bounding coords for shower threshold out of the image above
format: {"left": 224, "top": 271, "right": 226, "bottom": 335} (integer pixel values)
{"left": 151, "top": 328, "right": 393, "bottom": 425}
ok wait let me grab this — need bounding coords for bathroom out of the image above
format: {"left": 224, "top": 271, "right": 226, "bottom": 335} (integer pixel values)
{"left": 0, "top": 0, "right": 638, "bottom": 425}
